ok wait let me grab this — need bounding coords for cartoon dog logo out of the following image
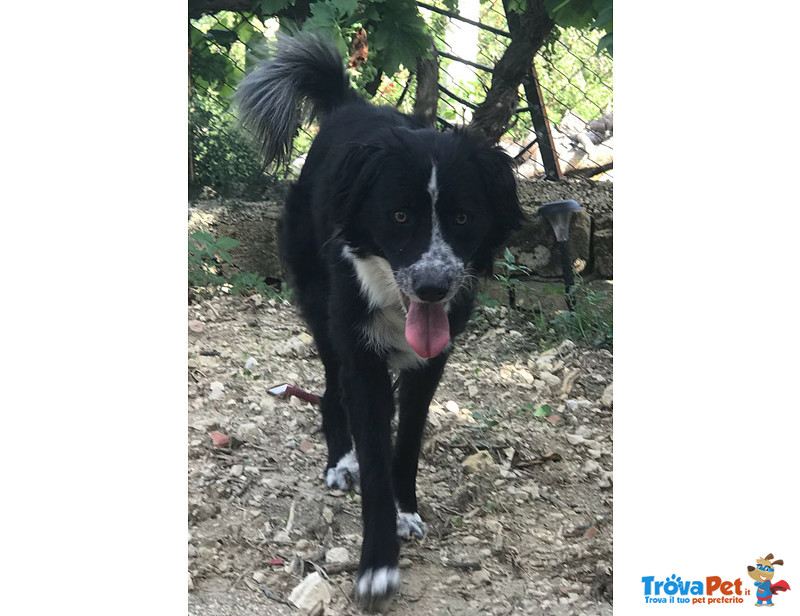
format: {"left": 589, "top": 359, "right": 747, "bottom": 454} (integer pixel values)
{"left": 747, "top": 553, "right": 791, "bottom": 606}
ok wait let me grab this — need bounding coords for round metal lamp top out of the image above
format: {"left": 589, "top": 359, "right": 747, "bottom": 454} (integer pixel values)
{"left": 538, "top": 199, "right": 581, "bottom": 217}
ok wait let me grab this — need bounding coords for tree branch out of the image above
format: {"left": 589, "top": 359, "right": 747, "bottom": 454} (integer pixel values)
{"left": 469, "top": 0, "right": 554, "bottom": 144}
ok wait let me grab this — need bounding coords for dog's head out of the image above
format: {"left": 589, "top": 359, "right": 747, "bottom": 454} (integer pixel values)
{"left": 747, "top": 554, "right": 783, "bottom": 582}
{"left": 331, "top": 127, "right": 525, "bottom": 358}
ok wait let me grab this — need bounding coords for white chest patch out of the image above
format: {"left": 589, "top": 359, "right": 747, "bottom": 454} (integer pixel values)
{"left": 341, "top": 247, "right": 429, "bottom": 370}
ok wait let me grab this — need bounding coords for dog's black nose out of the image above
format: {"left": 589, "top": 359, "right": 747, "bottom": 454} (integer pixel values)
{"left": 415, "top": 284, "right": 448, "bottom": 302}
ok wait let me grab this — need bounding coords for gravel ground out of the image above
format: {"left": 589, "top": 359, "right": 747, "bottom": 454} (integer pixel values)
{"left": 188, "top": 292, "right": 613, "bottom": 615}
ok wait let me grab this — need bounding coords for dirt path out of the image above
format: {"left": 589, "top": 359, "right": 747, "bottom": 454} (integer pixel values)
{"left": 188, "top": 294, "right": 613, "bottom": 615}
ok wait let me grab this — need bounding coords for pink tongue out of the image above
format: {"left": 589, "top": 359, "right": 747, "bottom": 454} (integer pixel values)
{"left": 405, "top": 301, "right": 450, "bottom": 359}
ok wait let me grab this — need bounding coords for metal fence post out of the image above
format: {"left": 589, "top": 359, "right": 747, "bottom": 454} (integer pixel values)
{"left": 523, "top": 64, "right": 562, "bottom": 181}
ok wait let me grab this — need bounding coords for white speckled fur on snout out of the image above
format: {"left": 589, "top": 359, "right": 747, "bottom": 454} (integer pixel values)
{"left": 325, "top": 450, "right": 360, "bottom": 492}
{"left": 396, "top": 164, "right": 464, "bottom": 302}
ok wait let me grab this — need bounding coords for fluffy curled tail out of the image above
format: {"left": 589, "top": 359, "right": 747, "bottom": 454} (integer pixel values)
{"left": 236, "top": 32, "right": 359, "bottom": 165}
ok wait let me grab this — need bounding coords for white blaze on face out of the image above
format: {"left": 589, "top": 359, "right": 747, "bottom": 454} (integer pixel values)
{"left": 402, "top": 163, "right": 461, "bottom": 359}
{"left": 419, "top": 164, "right": 461, "bottom": 278}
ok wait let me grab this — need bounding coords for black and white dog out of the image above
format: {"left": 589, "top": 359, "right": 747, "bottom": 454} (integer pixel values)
{"left": 237, "top": 33, "right": 524, "bottom": 609}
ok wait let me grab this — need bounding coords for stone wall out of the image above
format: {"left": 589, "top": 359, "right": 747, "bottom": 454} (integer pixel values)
{"left": 188, "top": 178, "right": 612, "bottom": 282}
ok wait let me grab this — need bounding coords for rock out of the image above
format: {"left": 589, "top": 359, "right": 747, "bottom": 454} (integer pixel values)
{"left": 566, "top": 434, "right": 585, "bottom": 446}
{"left": 299, "top": 439, "right": 314, "bottom": 453}
{"left": 244, "top": 357, "right": 259, "bottom": 371}
{"left": 236, "top": 422, "right": 262, "bottom": 444}
{"left": 253, "top": 571, "right": 267, "bottom": 584}
{"left": 259, "top": 397, "right": 276, "bottom": 413}
{"left": 582, "top": 460, "right": 602, "bottom": 475}
{"left": 275, "top": 333, "right": 316, "bottom": 358}
{"left": 208, "top": 381, "right": 225, "bottom": 400}
{"left": 593, "top": 215, "right": 613, "bottom": 279}
{"left": 522, "top": 483, "right": 540, "bottom": 499}
{"left": 322, "top": 507, "right": 334, "bottom": 525}
{"left": 598, "top": 471, "right": 613, "bottom": 489}
{"left": 462, "top": 535, "right": 480, "bottom": 546}
{"left": 472, "top": 569, "right": 491, "bottom": 585}
{"left": 518, "top": 369, "right": 535, "bottom": 385}
{"left": 209, "top": 431, "right": 230, "bottom": 448}
{"left": 230, "top": 464, "right": 244, "bottom": 477}
{"left": 601, "top": 383, "right": 613, "bottom": 407}
{"left": 506, "top": 209, "right": 591, "bottom": 278}
{"left": 540, "top": 372, "right": 562, "bottom": 388}
{"left": 461, "top": 450, "right": 495, "bottom": 474}
{"left": 189, "top": 320, "right": 204, "bottom": 333}
{"left": 288, "top": 572, "right": 332, "bottom": 615}
{"left": 556, "top": 339, "right": 576, "bottom": 355}
{"left": 445, "top": 400, "right": 460, "bottom": 413}
{"left": 468, "top": 385, "right": 479, "bottom": 398}
{"left": 188, "top": 572, "right": 194, "bottom": 590}
{"left": 325, "top": 547, "right": 350, "bottom": 564}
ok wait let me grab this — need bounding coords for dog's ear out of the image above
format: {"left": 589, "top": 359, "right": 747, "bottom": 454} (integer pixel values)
{"left": 470, "top": 142, "right": 527, "bottom": 275}
{"left": 329, "top": 143, "right": 384, "bottom": 229}
{"left": 765, "top": 553, "right": 774, "bottom": 561}
{"left": 473, "top": 144, "right": 526, "bottom": 246}
{"left": 772, "top": 559, "right": 783, "bottom": 566}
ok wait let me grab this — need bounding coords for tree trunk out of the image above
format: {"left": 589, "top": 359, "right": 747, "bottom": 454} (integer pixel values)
{"left": 469, "top": 0, "right": 554, "bottom": 144}
{"left": 413, "top": 39, "right": 439, "bottom": 128}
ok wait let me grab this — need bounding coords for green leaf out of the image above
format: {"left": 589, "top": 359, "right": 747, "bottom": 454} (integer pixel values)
{"left": 506, "top": 0, "right": 527, "bottom": 14}
{"left": 191, "top": 230, "right": 214, "bottom": 245}
{"left": 596, "top": 32, "right": 613, "bottom": 56}
{"left": 305, "top": 2, "right": 343, "bottom": 46}
{"left": 503, "top": 247, "right": 515, "bottom": 263}
{"left": 370, "top": 15, "right": 429, "bottom": 75}
{"left": 260, "top": 0, "right": 290, "bottom": 14}
{"left": 215, "top": 237, "right": 241, "bottom": 250}
{"left": 330, "top": 0, "right": 358, "bottom": 18}
{"left": 206, "top": 29, "right": 239, "bottom": 47}
{"left": 533, "top": 404, "right": 553, "bottom": 417}
{"left": 592, "top": 5, "right": 612, "bottom": 30}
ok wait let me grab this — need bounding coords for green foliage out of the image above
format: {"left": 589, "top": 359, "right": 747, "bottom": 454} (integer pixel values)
{"left": 550, "top": 282, "right": 612, "bottom": 347}
{"left": 470, "top": 409, "right": 500, "bottom": 430}
{"left": 476, "top": 290, "right": 500, "bottom": 309}
{"left": 189, "top": 91, "right": 272, "bottom": 195}
{"left": 544, "top": 0, "right": 613, "bottom": 55}
{"left": 189, "top": 230, "right": 279, "bottom": 298}
{"left": 494, "top": 247, "right": 532, "bottom": 300}
{"left": 527, "top": 278, "right": 612, "bottom": 348}
{"left": 534, "top": 27, "right": 613, "bottom": 124}
{"left": 517, "top": 402, "right": 553, "bottom": 418}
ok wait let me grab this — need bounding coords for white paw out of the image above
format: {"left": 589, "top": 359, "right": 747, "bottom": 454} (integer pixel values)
{"left": 396, "top": 511, "right": 427, "bottom": 539}
{"left": 325, "top": 450, "right": 360, "bottom": 492}
{"left": 355, "top": 566, "right": 400, "bottom": 609}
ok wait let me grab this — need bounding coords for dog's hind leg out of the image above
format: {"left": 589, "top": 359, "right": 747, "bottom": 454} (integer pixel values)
{"left": 392, "top": 353, "right": 448, "bottom": 539}
{"left": 279, "top": 185, "right": 357, "bottom": 490}
{"left": 317, "top": 341, "right": 360, "bottom": 491}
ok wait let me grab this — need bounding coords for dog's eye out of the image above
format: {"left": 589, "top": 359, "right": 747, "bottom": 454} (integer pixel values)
{"left": 455, "top": 213, "right": 469, "bottom": 225}
{"left": 394, "top": 211, "right": 408, "bottom": 223}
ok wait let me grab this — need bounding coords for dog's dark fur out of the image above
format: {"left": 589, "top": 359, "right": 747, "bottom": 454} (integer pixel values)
{"left": 237, "top": 33, "right": 524, "bottom": 609}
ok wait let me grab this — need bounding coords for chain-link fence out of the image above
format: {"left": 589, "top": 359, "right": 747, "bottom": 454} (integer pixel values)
{"left": 189, "top": 1, "right": 613, "bottom": 197}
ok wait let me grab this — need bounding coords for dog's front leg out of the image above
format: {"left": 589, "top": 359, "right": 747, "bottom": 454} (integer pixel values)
{"left": 392, "top": 353, "right": 448, "bottom": 540}
{"left": 339, "top": 352, "right": 400, "bottom": 609}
